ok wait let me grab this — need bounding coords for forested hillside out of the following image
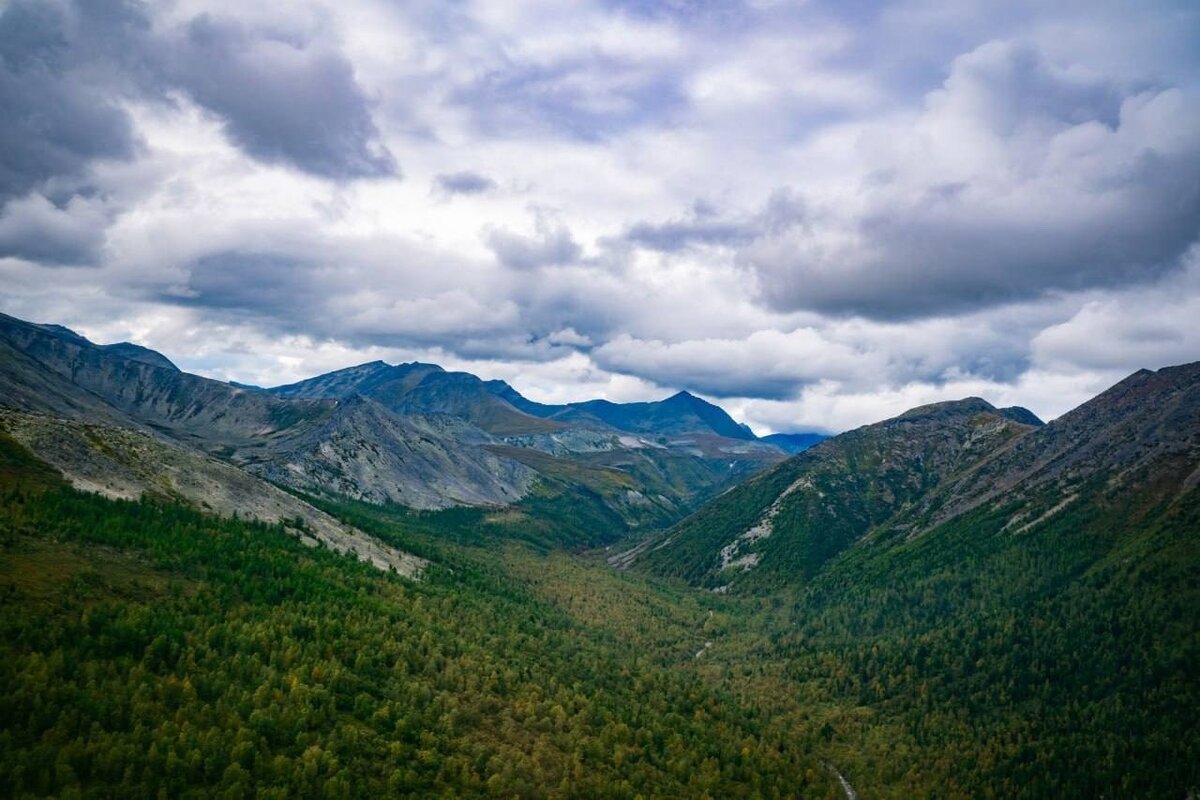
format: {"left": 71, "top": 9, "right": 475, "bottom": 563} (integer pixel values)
{"left": 2, "top": 366, "right": 1198, "bottom": 798}
{"left": 0, "top": 436, "right": 817, "bottom": 798}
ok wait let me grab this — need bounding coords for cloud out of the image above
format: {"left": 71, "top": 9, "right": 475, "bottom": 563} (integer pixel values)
{"left": 0, "top": 0, "right": 140, "bottom": 201}
{"left": 434, "top": 171, "right": 497, "bottom": 196}
{"left": 623, "top": 192, "right": 805, "bottom": 252}
{"left": 0, "top": 192, "right": 110, "bottom": 265}
{"left": 2, "top": 0, "right": 1198, "bottom": 435}
{"left": 160, "top": 14, "right": 398, "bottom": 180}
{"left": 166, "top": 252, "right": 322, "bottom": 316}
{"left": 0, "top": 0, "right": 397, "bottom": 198}
{"left": 487, "top": 217, "right": 581, "bottom": 270}
{"left": 589, "top": 302, "right": 1050, "bottom": 401}
{"left": 1031, "top": 244, "right": 1200, "bottom": 373}
{"left": 743, "top": 41, "right": 1200, "bottom": 318}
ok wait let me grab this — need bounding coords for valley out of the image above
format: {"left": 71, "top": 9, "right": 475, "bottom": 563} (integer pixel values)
{"left": 0, "top": 311, "right": 1197, "bottom": 797}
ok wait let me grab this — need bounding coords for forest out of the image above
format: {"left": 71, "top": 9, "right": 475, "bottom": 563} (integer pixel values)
{"left": 1, "top": 430, "right": 1198, "bottom": 798}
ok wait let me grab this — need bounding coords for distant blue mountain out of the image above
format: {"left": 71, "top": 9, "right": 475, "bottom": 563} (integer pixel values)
{"left": 483, "top": 380, "right": 756, "bottom": 440}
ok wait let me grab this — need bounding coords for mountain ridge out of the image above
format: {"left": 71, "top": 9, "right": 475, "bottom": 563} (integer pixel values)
{"left": 627, "top": 365, "right": 1197, "bottom": 592}
{"left": 0, "top": 312, "right": 786, "bottom": 532}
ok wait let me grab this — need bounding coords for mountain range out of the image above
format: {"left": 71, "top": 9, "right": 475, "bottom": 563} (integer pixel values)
{"left": 1, "top": 308, "right": 1197, "bottom": 796}
{"left": 0, "top": 311, "right": 788, "bottom": 545}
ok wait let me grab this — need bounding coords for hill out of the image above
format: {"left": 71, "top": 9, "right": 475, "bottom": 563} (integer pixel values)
{"left": 614, "top": 363, "right": 1200, "bottom": 795}
{"left": 626, "top": 396, "right": 1042, "bottom": 588}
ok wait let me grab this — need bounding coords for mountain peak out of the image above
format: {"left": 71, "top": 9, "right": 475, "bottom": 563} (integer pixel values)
{"left": 398, "top": 361, "right": 445, "bottom": 373}
{"left": 896, "top": 397, "right": 998, "bottom": 421}
{"left": 102, "top": 342, "right": 180, "bottom": 371}
{"left": 998, "top": 405, "right": 1044, "bottom": 426}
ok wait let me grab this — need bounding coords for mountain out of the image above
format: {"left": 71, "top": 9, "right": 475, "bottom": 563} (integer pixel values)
{"left": 611, "top": 364, "right": 1199, "bottom": 793}
{"left": 618, "top": 396, "right": 1042, "bottom": 584}
{"left": 269, "top": 361, "right": 561, "bottom": 436}
{"left": 0, "top": 312, "right": 330, "bottom": 447}
{"left": 99, "top": 342, "right": 180, "bottom": 371}
{"left": 760, "top": 432, "right": 828, "bottom": 453}
{"left": 895, "top": 364, "right": 1199, "bottom": 535}
{"left": 0, "top": 409, "right": 424, "bottom": 576}
{"left": 627, "top": 365, "right": 1195, "bottom": 595}
{"left": 2, "top": 311, "right": 1197, "bottom": 796}
{"left": 245, "top": 395, "right": 535, "bottom": 508}
{"left": 0, "top": 312, "right": 783, "bottom": 530}
{"left": 484, "top": 381, "right": 756, "bottom": 441}
{"left": 0, "top": 313, "right": 532, "bottom": 511}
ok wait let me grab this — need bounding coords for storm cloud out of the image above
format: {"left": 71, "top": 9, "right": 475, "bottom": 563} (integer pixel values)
{"left": 159, "top": 15, "right": 397, "bottom": 180}
{"left": 743, "top": 42, "right": 1200, "bottom": 318}
{"left": 0, "top": 0, "right": 140, "bottom": 201}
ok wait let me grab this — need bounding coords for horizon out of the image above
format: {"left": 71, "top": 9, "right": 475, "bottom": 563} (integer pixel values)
{"left": 1, "top": 0, "right": 1197, "bottom": 434}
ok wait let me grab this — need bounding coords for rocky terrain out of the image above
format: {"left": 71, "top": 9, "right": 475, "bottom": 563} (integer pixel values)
{"left": 0, "top": 409, "right": 426, "bottom": 577}
{"left": 625, "top": 397, "right": 1046, "bottom": 587}
{"left": 0, "top": 311, "right": 785, "bottom": 528}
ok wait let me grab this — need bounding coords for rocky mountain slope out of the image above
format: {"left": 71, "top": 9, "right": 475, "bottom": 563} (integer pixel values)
{"left": 245, "top": 396, "right": 536, "bottom": 508}
{"left": 0, "top": 313, "right": 533, "bottom": 510}
{"left": 485, "top": 380, "right": 756, "bottom": 440}
{"left": 0, "top": 409, "right": 425, "bottom": 576}
{"left": 0, "top": 312, "right": 784, "bottom": 530}
{"left": 895, "top": 362, "right": 1200, "bottom": 537}
{"left": 270, "top": 361, "right": 561, "bottom": 436}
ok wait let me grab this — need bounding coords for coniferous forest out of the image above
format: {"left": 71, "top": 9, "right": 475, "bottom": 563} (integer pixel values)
{"left": 2, "top": 418, "right": 1198, "bottom": 798}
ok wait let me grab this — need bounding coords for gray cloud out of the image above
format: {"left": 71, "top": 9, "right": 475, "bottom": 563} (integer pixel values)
{"left": 166, "top": 252, "right": 328, "bottom": 319}
{"left": 0, "top": 0, "right": 397, "bottom": 201}
{"left": 161, "top": 15, "right": 397, "bottom": 180}
{"left": 0, "top": 192, "right": 110, "bottom": 265}
{"left": 487, "top": 220, "right": 581, "bottom": 270}
{"left": 732, "top": 42, "right": 1200, "bottom": 318}
{"left": 454, "top": 53, "right": 687, "bottom": 141}
{"left": 623, "top": 193, "right": 805, "bottom": 252}
{"left": 589, "top": 302, "right": 1049, "bottom": 401}
{"left": 434, "top": 171, "right": 497, "bottom": 195}
{"left": 0, "top": 0, "right": 140, "bottom": 201}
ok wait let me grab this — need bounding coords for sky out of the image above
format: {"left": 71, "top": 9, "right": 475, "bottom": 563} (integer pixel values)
{"left": 1, "top": 0, "right": 1198, "bottom": 434}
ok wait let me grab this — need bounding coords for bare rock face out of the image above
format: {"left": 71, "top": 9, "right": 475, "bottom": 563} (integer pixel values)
{"left": 247, "top": 396, "right": 536, "bottom": 509}
{"left": 0, "top": 312, "right": 534, "bottom": 511}
{"left": 0, "top": 410, "right": 427, "bottom": 577}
